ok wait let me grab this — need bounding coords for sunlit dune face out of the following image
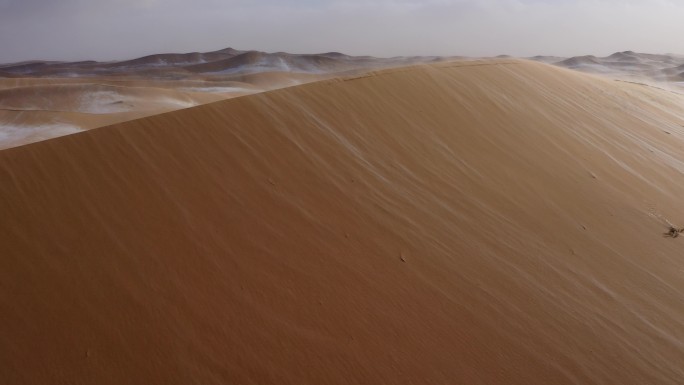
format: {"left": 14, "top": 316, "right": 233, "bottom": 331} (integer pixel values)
{"left": 3, "top": 60, "right": 684, "bottom": 384}
{"left": 0, "top": 51, "right": 461, "bottom": 149}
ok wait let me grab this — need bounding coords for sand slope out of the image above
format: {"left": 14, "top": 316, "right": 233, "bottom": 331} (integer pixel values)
{"left": 0, "top": 48, "right": 456, "bottom": 149}
{"left": 0, "top": 83, "right": 233, "bottom": 149}
{"left": 3, "top": 60, "right": 684, "bottom": 384}
{"left": 0, "top": 76, "right": 311, "bottom": 149}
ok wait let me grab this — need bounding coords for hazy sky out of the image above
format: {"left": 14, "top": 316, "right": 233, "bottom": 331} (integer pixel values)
{"left": 1, "top": 0, "right": 683, "bottom": 62}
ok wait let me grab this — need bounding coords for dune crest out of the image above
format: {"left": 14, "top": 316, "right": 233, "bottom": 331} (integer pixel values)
{"left": 3, "top": 60, "right": 684, "bottom": 384}
{"left": 0, "top": 49, "right": 463, "bottom": 149}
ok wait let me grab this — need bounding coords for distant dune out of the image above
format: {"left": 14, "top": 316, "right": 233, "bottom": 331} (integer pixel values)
{"left": 0, "top": 48, "right": 452, "bottom": 78}
{"left": 185, "top": 51, "right": 349, "bottom": 74}
{"left": 557, "top": 55, "right": 602, "bottom": 67}
{"left": 11, "top": 48, "right": 684, "bottom": 150}
{"left": 0, "top": 81, "right": 235, "bottom": 149}
{"left": 3, "top": 59, "right": 684, "bottom": 384}
{"left": 549, "top": 51, "right": 684, "bottom": 82}
{"left": 0, "top": 84, "right": 212, "bottom": 113}
{"left": 0, "top": 48, "right": 464, "bottom": 149}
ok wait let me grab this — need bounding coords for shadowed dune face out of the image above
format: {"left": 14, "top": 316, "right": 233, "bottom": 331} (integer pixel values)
{"left": 3, "top": 60, "right": 684, "bottom": 384}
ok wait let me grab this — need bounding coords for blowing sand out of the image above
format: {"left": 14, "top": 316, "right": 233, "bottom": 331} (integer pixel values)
{"left": 0, "top": 79, "right": 271, "bottom": 149}
{"left": 0, "top": 49, "right": 459, "bottom": 149}
{"left": 2, "top": 59, "right": 684, "bottom": 384}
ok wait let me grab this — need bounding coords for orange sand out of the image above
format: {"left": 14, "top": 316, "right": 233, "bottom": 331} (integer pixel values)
{"left": 2, "top": 60, "right": 684, "bottom": 384}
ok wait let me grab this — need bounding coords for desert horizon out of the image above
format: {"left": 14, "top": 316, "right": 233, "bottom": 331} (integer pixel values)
{"left": 4, "top": 48, "right": 684, "bottom": 150}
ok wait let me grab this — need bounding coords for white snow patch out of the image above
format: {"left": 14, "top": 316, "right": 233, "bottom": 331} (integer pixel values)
{"left": 157, "top": 97, "right": 197, "bottom": 108}
{"left": 78, "top": 91, "right": 131, "bottom": 114}
{"left": 180, "top": 86, "right": 256, "bottom": 93}
{"left": 76, "top": 92, "right": 197, "bottom": 114}
{"left": 277, "top": 57, "right": 291, "bottom": 72}
{"left": 0, "top": 123, "right": 83, "bottom": 147}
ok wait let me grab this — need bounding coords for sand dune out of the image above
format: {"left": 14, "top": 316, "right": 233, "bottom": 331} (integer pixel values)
{"left": 0, "top": 121, "right": 82, "bottom": 147}
{"left": 0, "top": 77, "right": 264, "bottom": 92}
{"left": 550, "top": 51, "right": 684, "bottom": 83}
{"left": 0, "top": 48, "right": 460, "bottom": 148}
{"left": 184, "top": 50, "right": 455, "bottom": 75}
{"left": 3, "top": 59, "right": 684, "bottom": 384}
{"left": 0, "top": 83, "right": 232, "bottom": 149}
{"left": 0, "top": 76, "right": 314, "bottom": 149}
{"left": 0, "top": 48, "right": 244, "bottom": 75}
{"left": 216, "top": 71, "right": 327, "bottom": 88}
{"left": 0, "top": 79, "right": 291, "bottom": 149}
{"left": 557, "top": 55, "right": 602, "bottom": 67}
{"left": 0, "top": 48, "right": 451, "bottom": 79}
{"left": 0, "top": 84, "right": 208, "bottom": 113}
{"left": 0, "top": 70, "right": 19, "bottom": 78}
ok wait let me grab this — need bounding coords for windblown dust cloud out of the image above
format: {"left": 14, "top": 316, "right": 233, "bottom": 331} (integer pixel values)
{"left": 2, "top": 60, "right": 684, "bottom": 384}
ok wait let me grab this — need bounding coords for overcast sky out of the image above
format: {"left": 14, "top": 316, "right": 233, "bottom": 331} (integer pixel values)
{"left": 1, "top": 0, "right": 683, "bottom": 63}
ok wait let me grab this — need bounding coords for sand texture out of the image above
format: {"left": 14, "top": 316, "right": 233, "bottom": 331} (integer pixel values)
{"left": 3, "top": 60, "right": 684, "bottom": 384}
{"left": 0, "top": 49, "right": 460, "bottom": 149}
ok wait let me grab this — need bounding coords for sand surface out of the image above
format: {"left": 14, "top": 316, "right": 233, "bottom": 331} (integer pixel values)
{"left": 0, "top": 49, "right": 459, "bottom": 149}
{"left": 0, "top": 76, "right": 306, "bottom": 149}
{"left": 3, "top": 59, "right": 684, "bottom": 384}
{"left": 8, "top": 49, "right": 684, "bottom": 151}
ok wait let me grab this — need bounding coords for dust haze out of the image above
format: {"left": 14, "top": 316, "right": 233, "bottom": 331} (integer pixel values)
{"left": 2, "top": 0, "right": 684, "bottom": 62}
